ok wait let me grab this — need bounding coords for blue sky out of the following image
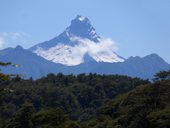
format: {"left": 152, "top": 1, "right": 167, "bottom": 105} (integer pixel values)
{"left": 0, "top": 0, "right": 170, "bottom": 63}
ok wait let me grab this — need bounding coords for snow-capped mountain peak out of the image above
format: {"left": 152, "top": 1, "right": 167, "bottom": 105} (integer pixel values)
{"left": 77, "top": 15, "right": 86, "bottom": 21}
{"left": 75, "top": 15, "right": 88, "bottom": 22}
{"left": 29, "top": 15, "right": 125, "bottom": 66}
{"left": 64, "top": 15, "right": 100, "bottom": 42}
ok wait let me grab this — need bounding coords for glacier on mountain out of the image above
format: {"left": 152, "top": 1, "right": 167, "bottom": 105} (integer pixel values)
{"left": 34, "top": 37, "right": 124, "bottom": 66}
{"left": 30, "top": 15, "right": 124, "bottom": 66}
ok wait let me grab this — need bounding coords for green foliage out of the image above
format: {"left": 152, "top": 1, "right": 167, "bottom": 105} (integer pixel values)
{"left": 154, "top": 70, "right": 170, "bottom": 81}
{"left": 147, "top": 106, "right": 170, "bottom": 128}
{"left": 0, "top": 73, "right": 149, "bottom": 127}
{"left": 0, "top": 61, "right": 20, "bottom": 82}
{"left": 33, "top": 108, "right": 69, "bottom": 128}
{"left": 79, "top": 116, "right": 114, "bottom": 128}
{"left": 0, "top": 62, "right": 11, "bottom": 67}
{"left": 99, "top": 78, "right": 170, "bottom": 128}
{"left": 0, "top": 61, "right": 14, "bottom": 94}
{"left": 0, "top": 71, "right": 170, "bottom": 128}
{"left": 6, "top": 102, "right": 35, "bottom": 128}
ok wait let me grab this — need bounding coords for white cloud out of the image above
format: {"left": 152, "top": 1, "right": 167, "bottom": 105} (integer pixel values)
{"left": 2, "top": 32, "right": 8, "bottom": 37}
{"left": 70, "top": 36, "right": 119, "bottom": 61}
{"left": 35, "top": 36, "right": 124, "bottom": 66}
{"left": 10, "top": 32, "right": 21, "bottom": 40}
{"left": 4, "top": 32, "right": 28, "bottom": 40}
{"left": 0, "top": 32, "right": 30, "bottom": 48}
{"left": 0, "top": 36, "right": 5, "bottom": 49}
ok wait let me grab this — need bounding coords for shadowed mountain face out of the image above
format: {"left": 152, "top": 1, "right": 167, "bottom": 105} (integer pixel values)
{"left": 29, "top": 15, "right": 100, "bottom": 51}
{"left": 0, "top": 15, "right": 169, "bottom": 79}
{"left": 29, "top": 15, "right": 124, "bottom": 66}
{"left": 0, "top": 45, "right": 169, "bottom": 79}
{"left": 89, "top": 54, "right": 170, "bottom": 79}
{"left": 65, "top": 15, "right": 100, "bottom": 42}
{"left": 0, "top": 46, "right": 65, "bottom": 79}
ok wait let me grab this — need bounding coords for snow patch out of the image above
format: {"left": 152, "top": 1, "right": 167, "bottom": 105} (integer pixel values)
{"left": 78, "top": 16, "right": 86, "bottom": 21}
{"left": 90, "top": 29, "right": 96, "bottom": 35}
{"left": 34, "top": 37, "right": 124, "bottom": 66}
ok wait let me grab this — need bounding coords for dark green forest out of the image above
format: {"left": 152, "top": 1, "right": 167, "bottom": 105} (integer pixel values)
{"left": 0, "top": 70, "right": 170, "bottom": 128}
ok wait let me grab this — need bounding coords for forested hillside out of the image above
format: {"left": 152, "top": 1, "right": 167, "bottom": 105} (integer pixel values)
{"left": 0, "top": 71, "right": 170, "bottom": 128}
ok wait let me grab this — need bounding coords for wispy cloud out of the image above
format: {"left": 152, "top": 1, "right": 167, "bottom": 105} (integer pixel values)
{"left": 71, "top": 37, "right": 118, "bottom": 55}
{"left": 35, "top": 36, "right": 123, "bottom": 66}
{"left": 0, "top": 36, "right": 5, "bottom": 49}
{"left": 2, "top": 32, "right": 29, "bottom": 40}
{"left": 0, "top": 32, "right": 30, "bottom": 49}
{"left": 70, "top": 36, "right": 121, "bottom": 62}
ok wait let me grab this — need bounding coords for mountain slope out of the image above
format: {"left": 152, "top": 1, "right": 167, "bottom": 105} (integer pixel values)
{"left": 0, "top": 15, "right": 169, "bottom": 79}
{"left": 29, "top": 15, "right": 100, "bottom": 50}
{"left": 29, "top": 15, "right": 124, "bottom": 66}
{"left": 0, "top": 46, "right": 64, "bottom": 79}
{"left": 61, "top": 54, "right": 170, "bottom": 79}
{"left": 99, "top": 78, "right": 170, "bottom": 128}
{"left": 90, "top": 54, "right": 170, "bottom": 79}
{"left": 0, "top": 46, "right": 169, "bottom": 79}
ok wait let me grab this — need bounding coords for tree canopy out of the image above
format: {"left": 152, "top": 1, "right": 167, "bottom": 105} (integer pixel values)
{"left": 0, "top": 69, "right": 169, "bottom": 128}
